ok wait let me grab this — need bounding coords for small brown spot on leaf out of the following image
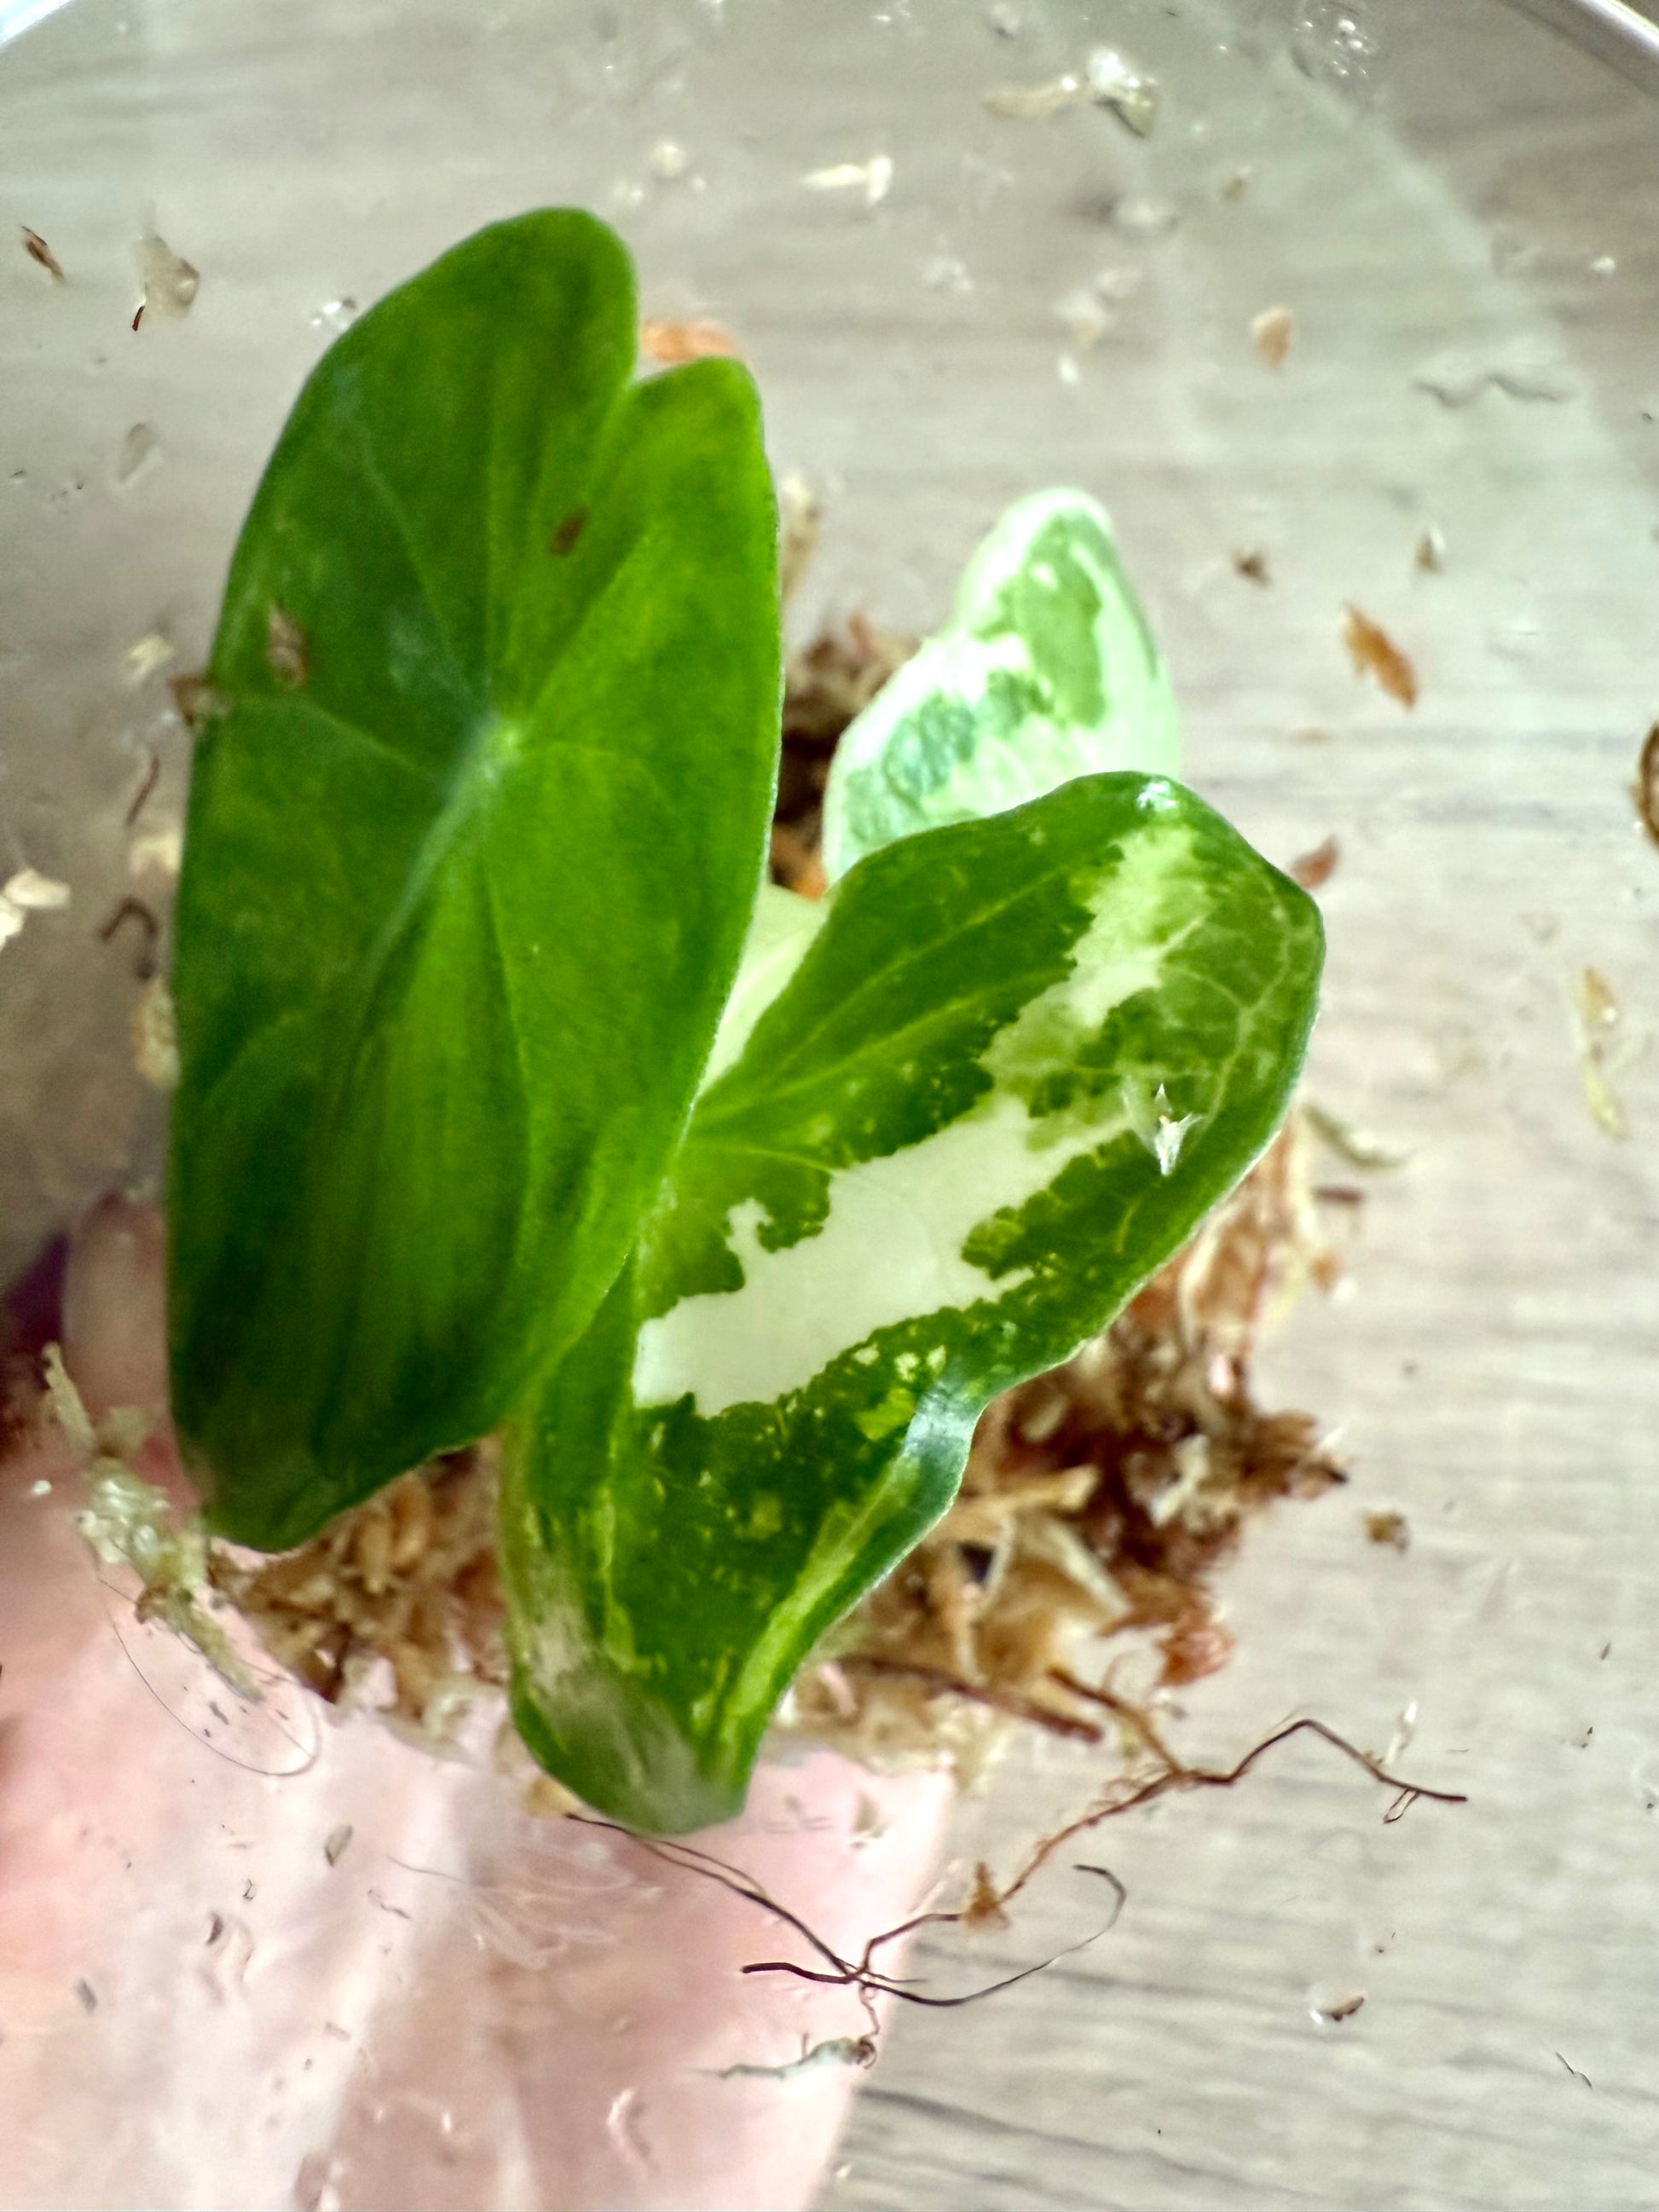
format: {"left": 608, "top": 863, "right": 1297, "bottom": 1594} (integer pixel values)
{"left": 549, "top": 508, "right": 587, "bottom": 557}
{"left": 266, "top": 605, "right": 309, "bottom": 690}
{"left": 1233, "top": 548, "right": 1270, "bottom": 585}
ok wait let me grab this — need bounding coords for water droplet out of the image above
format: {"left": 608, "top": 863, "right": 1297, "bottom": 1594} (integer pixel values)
{"left": 113, "top": 421, "right": 159, "bottom": 487}
{"left": 292, "top": 2151, "right": 344, "bottom": 2212}
{"left": 1085, "top": 47, "right": 1159, "bottom": 137}
{"left": 1110, "top": 194, "right": 1182, "bottom": 241}
{"left": 1095, "top": 263, "right": 1145, "bottom": 303}
{"left": 801, "top": 155, "right": 893, "bottom": 206}
{"left": 1291, "top": 2, "right": 1377, "bottom": 98}
{"left": 1475, "top": 1556, "right": 1517, "bottom": 1626}
{"left": 1054, "top": 286, "right": 1110, "bottom": 349}
{"left": 606, "top": 2087, "right": 656, "bottom": 2171}
{"left": 1487, "top": 615, "right": 1541, "bottom": 663}
{"left": 136, "top": 229, "right": 199, "bottom": 321}
{"left": 922, "top": 253, "right": 973, "bottom": 294}
{"left": 1383, "top": 1698, "right": 1418, "bottom": 1764}
{"left": 1489, "top": 226, "right": 1540, "bottom": 277}
{"left": 1309, "top": 1826, "right": 1369, "bottom": 1870}
{"left": 309, "top": 297, "right": 358, "bottom": 335}
{"left": 1413, "top": 353, "right": 1575, "bottom": 408}
{"left": 123, "top": 632, "right": 174, "bottom": 686}
{"left": 984, "top": 74, "right": 1080, "bottom": 119}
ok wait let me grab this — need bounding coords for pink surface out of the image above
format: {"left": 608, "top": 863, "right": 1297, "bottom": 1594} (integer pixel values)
{"left": 0, "top": 1203, "right": 953, "bottom": 2210}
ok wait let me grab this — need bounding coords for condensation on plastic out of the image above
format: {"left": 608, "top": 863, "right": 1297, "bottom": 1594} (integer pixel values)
{"left": 2, "top": 2, "right": 1658, "bottom": 2208}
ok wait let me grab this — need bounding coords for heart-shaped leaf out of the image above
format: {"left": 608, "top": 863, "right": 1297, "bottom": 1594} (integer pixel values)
{"left": 167, "top": 211, "right": 781, "bottom": 1551}
{"left": 819, "top": 489, "right": 1180, "bottom": 881}
{"left": 501, "top": 773, "right": 1321, "bottom": 1831}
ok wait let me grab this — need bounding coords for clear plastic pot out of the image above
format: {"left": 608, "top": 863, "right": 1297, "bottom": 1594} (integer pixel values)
{"left": 3, "top": 2, "right": 1657, "bottom": 2207}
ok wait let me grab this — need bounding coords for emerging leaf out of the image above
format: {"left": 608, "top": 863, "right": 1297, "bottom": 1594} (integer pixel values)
{"left": 168, "top": 211, "right": 781, "bottom": 1549}
{"left": 502, "top": 774, "right": 1322, "bottom": 1830}
{"left": 819, "top": 488, "right": 1179, "bottom": 881}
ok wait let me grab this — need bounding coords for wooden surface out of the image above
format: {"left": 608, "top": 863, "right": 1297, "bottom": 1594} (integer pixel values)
{"left": 3, "top": 2, "right": 1658, "bottom": 2206}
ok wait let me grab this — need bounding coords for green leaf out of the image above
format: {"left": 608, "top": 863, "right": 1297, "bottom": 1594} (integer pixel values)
{"left": 501, "top": 773, "right": 1321, "bottom": 1830}
{"left": 167, "top": 211, "right": 781, "bottom": 1551}
{"left": 819, "top": 488, "right": 1180, "bottom": 882}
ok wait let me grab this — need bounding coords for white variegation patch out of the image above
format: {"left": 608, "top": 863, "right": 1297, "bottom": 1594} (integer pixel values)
{"left": 821, "top": 488, "right": 1181, "bottom": 881}
{"left": 990, "top": 790, "right": 1199, "bottom": 1054}
{"left": 633, "top": 1098, "right": 1050, "bottom": 1416}
{"left": 633, "top": 807, "right": 1205, "bottom": 1418}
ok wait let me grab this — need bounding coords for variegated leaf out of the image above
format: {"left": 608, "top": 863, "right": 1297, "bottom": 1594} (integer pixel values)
{"left": 501, "top": 772, "right": 1321, "bottom": 1830}
{"left": 819, "top": 489, "right": 1180, "bottom": 882}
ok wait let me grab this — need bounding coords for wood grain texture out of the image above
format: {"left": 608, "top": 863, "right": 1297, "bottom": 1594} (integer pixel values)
{"left": 824, "top": 6, "right": 1659, "bottom": 2208}
{"left": 2, "top": 1, "right": 1657, "bottom": 2207}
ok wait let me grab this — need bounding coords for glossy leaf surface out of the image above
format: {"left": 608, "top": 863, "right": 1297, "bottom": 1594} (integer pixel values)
{"left": 168, "top": 211, "right": 781, "bottom": 1549}
{"left": 503, "top": 774, "right": 1321, "bottom": 1830}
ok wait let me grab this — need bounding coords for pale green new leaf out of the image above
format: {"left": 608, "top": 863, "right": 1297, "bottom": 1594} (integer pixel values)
{"left": 502, "top": 773, "right": 1321, "bottom": 1831}
{"left": 819, "top": 489, "right": 1180, "bottom": 881}
{"left": 167, "top": 211, "right": 781, "bottom": 1551}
